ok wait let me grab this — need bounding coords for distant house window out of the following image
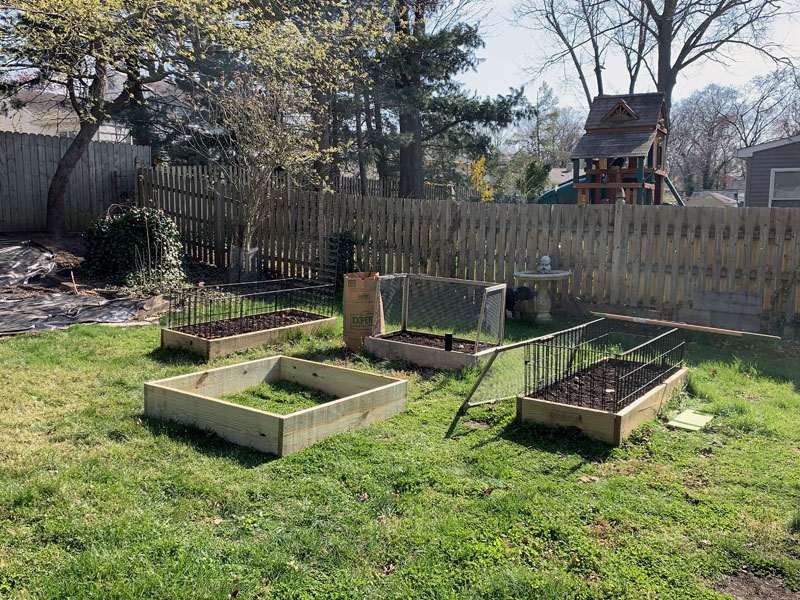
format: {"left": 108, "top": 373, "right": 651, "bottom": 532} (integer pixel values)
{"left": 769, "top": 168, "right": 800, "bottom": 205}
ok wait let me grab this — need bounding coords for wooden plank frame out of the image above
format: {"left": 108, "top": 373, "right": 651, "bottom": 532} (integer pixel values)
{"left": 516, "top": 366, "right": 688, "bottom": 445}
{"left": 144, "top": 356, "right": 408, "bottom": 456}
{"left": 363, "top": 331, "right": 497, "bottom": 370}
{"left": 161, "top": 310, "right": 337, "bottom": 360}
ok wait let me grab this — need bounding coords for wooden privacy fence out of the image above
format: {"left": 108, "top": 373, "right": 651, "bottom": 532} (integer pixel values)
{"left": 138, "top": 166, "right": 800, "bottom": 333}
{"left": 0, "top": 131, "right": 151, "bottom": 232}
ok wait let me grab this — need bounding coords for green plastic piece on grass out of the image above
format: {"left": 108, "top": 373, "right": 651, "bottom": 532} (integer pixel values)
{"left": 667, "top": 410, "right": 714, "bottom": 431}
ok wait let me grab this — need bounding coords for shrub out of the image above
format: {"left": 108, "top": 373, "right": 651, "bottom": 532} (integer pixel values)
{"left": 83, "top": 207, "right": 185, "bottom": 289}
{"left": 329, "top": 231, "right": 363, "bottom": 282}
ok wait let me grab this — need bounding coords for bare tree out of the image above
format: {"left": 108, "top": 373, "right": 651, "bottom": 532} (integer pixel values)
{"left": 616, "top": 0, "right": 790, "bottom": 118}
{"left": 667, "top": 72, "right": 798, "bottom": 197}
{"left": 724, "top": 70, "right": 795, "bottom": 147}
{"left": 515, "top": 0, "right": 793, "bottom": 120}
{"left": 180, "top": 72, "right": 334, "bottom": 279}
{"left": 515, "top": 0, "right": 618, "bottom": 108}
{"left": 610, "top": 2, "right": 653, "bottom": 94}
{"left": 669, "top": 85, "right": 741, "bottom": 196}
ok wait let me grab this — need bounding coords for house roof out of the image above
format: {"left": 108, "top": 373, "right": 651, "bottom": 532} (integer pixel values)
{"left": 583, "top": 93, "right": 665, "bottom": 131}
{"left": 0, "top": 89, "right": 72, "bottom": 124}
{"left": 737, "top": 135, "right": 800, "bottom": 158}
{"left": 570, "top": 129, "right": 656, "bottom": 159}
{"left": 685, "top": 191, "right": 739, "bottom": 208}
{"left": 548, "top": 166, "right": 583, "bottom": 185}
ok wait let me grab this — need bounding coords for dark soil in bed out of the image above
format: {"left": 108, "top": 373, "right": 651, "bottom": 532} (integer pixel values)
{"left": 379, "top": 331, "right": 493, "bottom": 353}
{"left": 526, "top": 359, "right": 677, "bottom": 412}
{"left": 169, "top": 309, "right": 328, "bottom": 339}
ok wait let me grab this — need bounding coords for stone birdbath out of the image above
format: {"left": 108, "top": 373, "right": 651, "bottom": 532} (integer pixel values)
{"left": 514, "top": 262, "right": 572, "bottom": 321}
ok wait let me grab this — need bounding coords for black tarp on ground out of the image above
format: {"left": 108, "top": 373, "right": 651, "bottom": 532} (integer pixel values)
{"left": 0, "top": 294, "right": 144, "bottom": 333}
{"left": 0, "top": 241, "right": 57, "bottom": 285}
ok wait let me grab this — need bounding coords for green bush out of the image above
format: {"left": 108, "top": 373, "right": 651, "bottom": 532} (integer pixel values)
{"left": 329, "top": 230, "right": 364, "bottom": 281}
{"left": 83, "top": 207, "right": 185, "bottom": 289}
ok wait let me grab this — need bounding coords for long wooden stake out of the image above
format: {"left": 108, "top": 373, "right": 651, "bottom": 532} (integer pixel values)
{"left": 591, "top": 311, "right": 781, "bottom": 341}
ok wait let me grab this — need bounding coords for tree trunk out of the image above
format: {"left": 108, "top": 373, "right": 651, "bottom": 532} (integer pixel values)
{"left": 372, "top": 99, "right": 390, "bottom": 191}
{"left": 411, "top": 109, "right": 424, "bottom": 199}
{"left": 655, "top": 19, "right": 675, "bottom": 124}
{"left": 397, "top": 2, "right": 426, "bottom": 200}
{"left": 354, "top": 83, "right": 368, "bottom": 197}
{"left": 46, "top": 120, "right": 102, "bottom": 234}
{"left": 312, "top": 85, "right": 331, "bottom": 183}
{"left": 654, "top": 18, "right": 676, "bottom": 162}
{"left": 398, "top": 109, "right": 424, "bottom": 199}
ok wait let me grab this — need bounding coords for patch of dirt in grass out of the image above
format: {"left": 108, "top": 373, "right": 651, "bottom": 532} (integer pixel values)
{"left": 219, "top": 380, "right": 337, "bottom": 415}
{"left": 464, "top": 420, "right": 491, "bottom": 430}
{"left": 721, "top": 569, "right": 800, "bottom": 600}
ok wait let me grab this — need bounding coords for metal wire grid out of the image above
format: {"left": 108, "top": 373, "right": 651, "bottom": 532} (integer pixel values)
{"left": 164, "top": 234, "right": 341, "bottom": 337}
{"left": 523, "top": 318, "right": 684, "bottom": 412}
{"left": 376, "top": 274, "right": 507, "bottom": 348}
{"left": 165, "top": 278, "right": 335, "bottom": 336}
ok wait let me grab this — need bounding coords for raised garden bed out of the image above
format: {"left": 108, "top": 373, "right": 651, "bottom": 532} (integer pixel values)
{"left": 144, "top": 356, "right": 408, "bottom": 456}
{"left": 162, "top": 308, "right": 335, "bottom": 360}
{"left": 516, "top": 318, "right": 687, "bottom": 444}
{"left": 363, "top": 274, "right": 506, "bottom": 370}
{"left": 161, "top": 278, "right": 336, "bottom": 360}
{"left": 364, "top": 330, "right": 496, "bottom": 370}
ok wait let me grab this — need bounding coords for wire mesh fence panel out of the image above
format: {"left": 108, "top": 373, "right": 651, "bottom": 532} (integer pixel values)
{"left": 462, "top": 342, "right": 529, "bottom": 408}
{"left": 375, "top": 274, "right": 505, "bottom": 344}
{"left": 478, "top": 286, "right": 506, "bottom": 346}
{"left": 376, "top": 274, "right": 405, "bottom": 333}
{"left": 405, "top": 277, "right": 489, "bottom": 340}
{"left": 375, "top": 274, "right": 506, "bottom": 350}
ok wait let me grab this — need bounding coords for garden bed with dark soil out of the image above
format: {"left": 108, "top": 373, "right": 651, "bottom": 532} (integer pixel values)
{"left": 170, "top": 309, "right": 327, "bottom": 340}
{"left": 379, "top": 331, "right": 494, "bottom": 353}
{"left": 527, "top": 359, "right": 678, "bottom": 412}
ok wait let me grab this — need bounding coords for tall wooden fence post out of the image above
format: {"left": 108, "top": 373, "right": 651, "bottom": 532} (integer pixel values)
{"left": 134, "top": 168, "right": 142, "bottom": 207}
{"left": 610, "top": 201, "right": 625, "bottom": 306}
{"left": 214, "top": 178, "right": 225, "bottom": 268}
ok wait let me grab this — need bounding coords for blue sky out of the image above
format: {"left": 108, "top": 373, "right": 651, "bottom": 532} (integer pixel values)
{"left": 454, "top": 0, "right": 800, "bottom": 111}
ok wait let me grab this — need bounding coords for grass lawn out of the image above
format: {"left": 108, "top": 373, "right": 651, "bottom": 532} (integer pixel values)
{"left": 1, "top": 314, "right": 799, "bottom": 599}
{"left": 219, "top": 380, "right": 338, "bottom": 416}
